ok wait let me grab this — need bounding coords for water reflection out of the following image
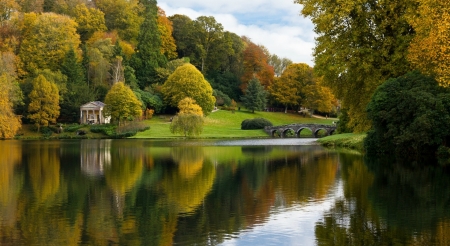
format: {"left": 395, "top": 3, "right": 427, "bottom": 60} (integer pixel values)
{"left": 0, "top": 140, "right": 449, "bottom": 245}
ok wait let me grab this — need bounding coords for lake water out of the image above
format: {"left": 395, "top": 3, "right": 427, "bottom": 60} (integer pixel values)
{"left": 1, "top": 139, "right": 450, "bottom": 245}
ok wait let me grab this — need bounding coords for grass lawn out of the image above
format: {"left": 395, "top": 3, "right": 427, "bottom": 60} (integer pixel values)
{"left": 133, "top": 109, "right": 337, "bottom": 139}
{"left": 317, "top": 133, "right": 366, "bottom": 152}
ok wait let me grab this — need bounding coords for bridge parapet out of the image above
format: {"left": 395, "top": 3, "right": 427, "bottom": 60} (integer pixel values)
{"left": 264, "top": 124, "right": 336, "bottom": 138}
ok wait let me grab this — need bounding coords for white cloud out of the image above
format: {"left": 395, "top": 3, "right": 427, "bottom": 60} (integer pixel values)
{"left": 158, "top": 0, "right": 316, "bottom": 66}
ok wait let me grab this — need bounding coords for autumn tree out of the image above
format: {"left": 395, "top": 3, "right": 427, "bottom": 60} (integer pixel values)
{"left": 161, "top": 63, "right": 215, "bottom": 115}
{"left": 408, "top": 0, "right": 450, "bottom": 86}
{"left": 170, "top": 97, "right": 204, "bottom": 137}
{"left": 240, "top": 77, "right": 268, "bottom": 113}
{"left": 19, "top": 12, "right": 80, "bottom": 76}
{"left": 72, "top": 3, "right": 107, "bottom": 42}
{"left": 28, "top": 75, "right": 60, "bottom": 132}
{"left": 93, "top": 0, "right": 143, "bottom": 43}
{"left": 269, "top": 77, "right": 300, "bottom": 113}
{"left": 296, "top": 0, "right": 415, "bottom": 131}
{"left": 241, "top": 38, "right": 274, "bottom": 90}
{"left": 157, "top": 8, "right": 177, "bottom": 60}
{"left": 104, "top": 82, "right": 142, "bottom": 125}
{"left": 0, "top": 73, "right": 21, "bottom": 138}
{"left": 130, "top": 0, "right": 166, "bottom": 88}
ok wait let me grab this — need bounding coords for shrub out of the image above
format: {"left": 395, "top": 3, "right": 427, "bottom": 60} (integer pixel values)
{"left": 64, "top": 124, "right": 83, "bottom": 132}
{"left": 241, "top": 118, "right": 273, "bottom": 130}
{"left": 90, "top": 124, "right": 116, "bottom": 136}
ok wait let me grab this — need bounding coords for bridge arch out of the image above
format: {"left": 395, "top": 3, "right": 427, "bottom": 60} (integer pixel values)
{"left": 264, "top": 124, "right": 337, "bottom": 138}
{"left": 295, "top": 127, "right": 312, "bottom": 138}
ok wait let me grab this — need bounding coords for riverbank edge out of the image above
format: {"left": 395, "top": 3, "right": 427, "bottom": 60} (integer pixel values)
{"left": 317, "top": 133, "right": 366, "bottom": 153}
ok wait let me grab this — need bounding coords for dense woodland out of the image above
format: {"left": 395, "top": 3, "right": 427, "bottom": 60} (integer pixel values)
{"left": 0, "top": 0, "right": 338, "bottom": 138}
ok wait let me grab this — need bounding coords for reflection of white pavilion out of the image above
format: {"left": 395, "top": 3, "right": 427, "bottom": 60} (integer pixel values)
{"left": 80, "top": 140, "right": 111, "bottom": 177}
{"left": 80, "top": 101, "right": 111, "bottom": 124}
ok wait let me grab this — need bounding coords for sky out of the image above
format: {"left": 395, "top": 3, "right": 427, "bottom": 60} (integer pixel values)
{"left": 157, "top": 0, "right": 316, "bottom": 66}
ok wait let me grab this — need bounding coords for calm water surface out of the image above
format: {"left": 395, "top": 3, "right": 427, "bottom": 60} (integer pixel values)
{"left": 0, "top": 139, "right": 450, "bottom": 245}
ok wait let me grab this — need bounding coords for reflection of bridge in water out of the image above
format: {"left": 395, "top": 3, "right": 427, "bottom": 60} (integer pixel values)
{"left": 264, "top": 124, "right": 337, "bottom": 138}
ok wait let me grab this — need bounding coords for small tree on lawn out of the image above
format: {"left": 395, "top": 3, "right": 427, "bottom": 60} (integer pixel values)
{"left": 240, "top": 77, "right": 267, "bottom": 113}
{"left": 104, "top": 82, "right": 142, "bottom": 126}
{"left": 28, "top": 75, "right": 60, "bottom": 132}
{"left": 170, "top": 97, "right": 204, "bottom": 137}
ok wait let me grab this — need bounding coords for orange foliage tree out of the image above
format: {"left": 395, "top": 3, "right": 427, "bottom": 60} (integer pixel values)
{"left": 240, "top": 38, "right": 274, "bottom": 91}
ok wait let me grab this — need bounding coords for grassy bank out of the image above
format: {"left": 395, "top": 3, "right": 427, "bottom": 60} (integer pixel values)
{"left": 317, "top": 133, "right": 366, "bottom": 152}
{"left": 134, "top": 109, "right": 336, "bottom": 139}
{"left": 13, "top": 110, "right": 336, "bottom": 140}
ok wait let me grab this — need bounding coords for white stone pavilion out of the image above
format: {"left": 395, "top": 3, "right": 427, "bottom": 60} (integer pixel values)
{"left": 80, "top": 101, "right": 111, "bottom": 124}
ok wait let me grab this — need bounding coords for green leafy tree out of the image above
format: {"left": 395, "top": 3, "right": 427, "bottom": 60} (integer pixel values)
{"left": 296, "top": 0, "right": 415, "bottom": 131}
{"left": 170, "top": 97, "right": 204, "bottom": 137}
{"left": 365, "top": 71, "right": 450, "bottom": 158}
{"left": 161, "top": 63, "right": 215, "bottom": 115}
{"left": 130, "top": 0, "right": 167, "bottom": 88}
{"left": 169, "top": 14, "right": 199, "bottom": 63}
{"left": 240, "top": 77, "right": 267, "bottom": 113}
{"left": 28, "top": 75, "right": 60, "bottom": 132}
{"left": 193, "top": 16, "right": 224, "bottom": 73}
{"left": 60, "top": 48, "right": 94, "bottom": 122}
{"left": 104, "top": 82, "right": 142, "bottom": 126}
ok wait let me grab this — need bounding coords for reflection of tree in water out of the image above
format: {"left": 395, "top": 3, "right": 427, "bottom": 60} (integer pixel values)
{"left": 171, "top": 146, "right": 204, "bottom": 179}
{"left": 174, "top": 147, "right": 338, "bottom": 245}
{"left": 241, "top": 146, "right": 273, "bottom": 156}
{"left": 27, "top": 142, "right": 61, "bottom": 204}
{"left": 315, "top": 154, "right": 450, "bottom": 245}
{"left": 162, "top": 147, "right": 216, "bottom": 214}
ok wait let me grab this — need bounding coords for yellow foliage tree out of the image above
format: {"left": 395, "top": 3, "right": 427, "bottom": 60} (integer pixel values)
{"left": 104, "top": 82, "right": 142, "bottom": 125}
{"left": 177, "top": 97, "right": 203, "bottom": 116}
{"left": 408, "top": 0, "right": 450, "bottom": 86}
{"left": 158, "top": 7, "right": 177, "bottom": 60}
{"left": 0, "top": 73, "right": 21, "bottom": 138}
{"left": 28, "top": 75, "right": 60, "bottom": 132}
{"left": 18, "top": 12, "right": 80, "bottom": 75}
{"left": 161, "top": 63, "right": 215, "bottom": 115}
{"left": 170, "top": 97, "right": 204, "bottom": 137}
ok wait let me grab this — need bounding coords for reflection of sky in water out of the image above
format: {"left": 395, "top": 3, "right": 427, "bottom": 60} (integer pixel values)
{"left": 220, "top": 181, "right": 344, "bottom": 246}
{"left": 143, "top": 138, "right": 319, "bottom": 147}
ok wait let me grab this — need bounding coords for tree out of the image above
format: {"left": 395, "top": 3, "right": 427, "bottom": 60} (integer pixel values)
{"left": 104, "top": 82, "right": 142, "bottom": 125}
{"left": 170, "top": 97, "right": 204, "bottom": 137}
{"left": 60, "top": 48, "right": 94, "bottom": 122}
{"left": 28, "top": 75, "right": 60, "bottom": 132}
{"left": 296, "top": 0, "right": 415, "bottom": 131}
{"left": 157, "top": 8, "right": 177, "bottom": 60}
{"left": 193, "top": 16, "right": 224, "bottom": 73}
{"left": 72, "top": 3, "right": 107, "bottom": 42}
{"left": 130, "top": 0, "right": 166, "bottom": 88}
{"left": 19, "top": 13, "right": 81, "bottom": 76}
{"left": 240, "top": 77, "right": 267, "bottom": 113}
{"left": 269, "top": 77, "right": 300, "bottom": 113}
{"left": 408, "top": 0, "right": 450, "bottom": 86}
{"left": 0, "top": 73, "right": 21, "bottom": 138}
{"left": 169, "top": 15, "right": 199, "bottom": 64}
{"left": 365, "top": 71, "right": 450, "bottom": 158}
{"left": 161, "top": 63, "right": 215, "bottom": 115}
{"left": 93, "top": 0, "right": 143, "bottom": 43}
{"left": 241, "top": 38, "right": 274, "bottom": 90}
{"left": 177, "top": 97, "right": 203, "bottom": 116}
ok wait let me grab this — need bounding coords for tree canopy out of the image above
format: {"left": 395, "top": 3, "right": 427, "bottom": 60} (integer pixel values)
{"left": 296, "top": 0, "right": 415, "bottom": 131}
{"left": 161, "top": 63, "right": 215, "bottom": 115}
{"left": 240, "top": 77, "right": 268, "bottom": 113}
{"left": 365, "top": 71, "right": 450, "bottom": 158}
{"left": 28, "top": 75, "right": 60, "bottom": 132}
{"left": 104, "top": 82, "right": 142, "bottom": 125}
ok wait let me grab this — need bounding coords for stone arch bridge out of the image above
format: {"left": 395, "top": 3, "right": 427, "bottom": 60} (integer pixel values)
{"left": 264, "top": 124, "right": 337, "bottom": 138}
